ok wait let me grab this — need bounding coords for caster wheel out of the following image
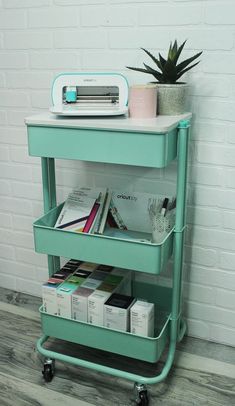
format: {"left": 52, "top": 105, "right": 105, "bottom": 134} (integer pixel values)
{"left": 42, "top": 359, "right": 55, "bottom": 382}
{"left": 42, "top": 364, "right": 53, "bottom": 382}
{"left": 134, "top": 383, "right": 149, "bottom": 406}
{"left": 136, "top": 390, "right": 149, "bottom": 406}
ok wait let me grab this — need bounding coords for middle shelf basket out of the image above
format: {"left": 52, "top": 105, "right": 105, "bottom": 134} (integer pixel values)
{"left": 33, "top": 204, "right": 174, "bottom": 275}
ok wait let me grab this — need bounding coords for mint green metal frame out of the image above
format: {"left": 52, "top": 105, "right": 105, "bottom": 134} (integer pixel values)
{"left": 32, "top": 119, "right": 190, "bottom": 385}
{"left": 41, "top": 157, "right": 60, "bottom": 275}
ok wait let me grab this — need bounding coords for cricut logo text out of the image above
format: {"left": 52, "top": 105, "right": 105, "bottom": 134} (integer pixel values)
{"left": 116, "top": 195, "right": 137, "bottom": 201}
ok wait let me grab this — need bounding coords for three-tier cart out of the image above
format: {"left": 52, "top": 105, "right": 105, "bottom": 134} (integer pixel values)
{"left": 26, "top": 112, "right": 191, "bottom": 405}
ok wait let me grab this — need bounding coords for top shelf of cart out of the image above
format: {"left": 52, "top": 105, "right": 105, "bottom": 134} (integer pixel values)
{"left": 25, "top": 113, "right": 191, "bottom": 169}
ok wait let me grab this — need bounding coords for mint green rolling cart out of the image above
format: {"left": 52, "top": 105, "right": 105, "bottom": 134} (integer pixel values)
{"left": 26, "top": 112, "right": 191, "bottom": 406}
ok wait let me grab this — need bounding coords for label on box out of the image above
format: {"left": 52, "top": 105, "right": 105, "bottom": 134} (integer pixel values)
{"left": 72, "top": 287, "right": 93, "bottom": 322}
{"left": 88, "top": 291, "right": 111, "bottom": 326}
{"left": 104, "top": 293, "right": 136, "bottom": 332}
{"left": 42, "top": 282, "right": 61, "bottom": 315}
{"left": 130, "top": 300, "right": 155, "bottom": 337}
{"left": 57, "top": 282, "right": 80, "bottom": 318}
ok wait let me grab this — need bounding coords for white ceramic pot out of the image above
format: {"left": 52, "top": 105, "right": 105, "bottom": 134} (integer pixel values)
{"left": 156, "top": 83, "right": 188, "bottom": 115}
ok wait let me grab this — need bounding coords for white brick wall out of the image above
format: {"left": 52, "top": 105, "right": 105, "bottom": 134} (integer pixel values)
{"left": 0, "top": 0, "right": 235, "bottom": 347}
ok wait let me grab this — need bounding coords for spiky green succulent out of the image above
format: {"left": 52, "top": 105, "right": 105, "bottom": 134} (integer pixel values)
{"left": 126, "top": 40, "right": 202, "bottom": 84}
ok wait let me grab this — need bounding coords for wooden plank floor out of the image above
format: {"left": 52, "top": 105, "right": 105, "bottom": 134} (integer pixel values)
{"left": 0, "top": 288, "right": 234, "bottom": 406}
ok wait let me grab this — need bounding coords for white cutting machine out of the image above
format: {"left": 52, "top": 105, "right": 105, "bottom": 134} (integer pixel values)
{"left": 50, "top": 72, "right": 129, "bottom": 116}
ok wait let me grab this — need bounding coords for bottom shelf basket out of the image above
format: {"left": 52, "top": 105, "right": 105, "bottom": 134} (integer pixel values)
{"left": 40, "top": 282, "right": 172, "bottom": 363}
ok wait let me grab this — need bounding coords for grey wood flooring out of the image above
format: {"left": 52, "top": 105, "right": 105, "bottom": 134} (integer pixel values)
{"left": 0, "top": 287, "right": 234, "bottom": 406}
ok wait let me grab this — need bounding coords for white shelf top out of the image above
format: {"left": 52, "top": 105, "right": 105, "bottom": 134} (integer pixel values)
{"left": 25, "top": 112, "right": 192, "bottom": 134}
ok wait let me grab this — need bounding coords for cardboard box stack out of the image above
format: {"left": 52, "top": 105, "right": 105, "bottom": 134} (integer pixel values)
{"left": 42, "top": 259, "right": 81, "bottom": 315}
{"left": 42, "top": 259, "right": 155, "bottom": 337}
{"left": 57, "top": 269, "right": 91, "bottom": 318}
{"left": 72, "top": 263, "right": 113, "bottom": 322}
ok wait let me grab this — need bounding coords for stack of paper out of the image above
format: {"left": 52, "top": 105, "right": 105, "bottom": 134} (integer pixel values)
{"left": 109, "top": 191, "right": 176, "bottom": 234}
{"left": 54, "top": 187, "right": 106, "bottom": 233}
{"left": 54, "top": 186, "right": 175, "bottom": 237}
{"left": 109, "top": 191, "right": 162, "bottom": 233}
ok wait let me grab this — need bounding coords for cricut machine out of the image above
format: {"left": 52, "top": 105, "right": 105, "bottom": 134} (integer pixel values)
{"left": 50, "top": 73, "right": 129, "bottom": 116}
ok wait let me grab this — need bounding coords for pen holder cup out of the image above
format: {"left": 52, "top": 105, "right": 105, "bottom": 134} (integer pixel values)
{"left": 151, "top": 211, "right": 175, "bottom": 243}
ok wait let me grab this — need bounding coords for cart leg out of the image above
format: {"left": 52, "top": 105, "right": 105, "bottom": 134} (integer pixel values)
{"left": 134, "top": 382, "right": 149, "bottom": 406}
{"left": 42, "top": 358, "right": 55, "bottom": 383}
{"left": 41, "top": 157, "right": 60, "bottom": 276}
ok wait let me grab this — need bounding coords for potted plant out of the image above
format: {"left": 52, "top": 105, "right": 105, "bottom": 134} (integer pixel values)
{"left": 126, "top": 40, "right": 202, "bottom": 115}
